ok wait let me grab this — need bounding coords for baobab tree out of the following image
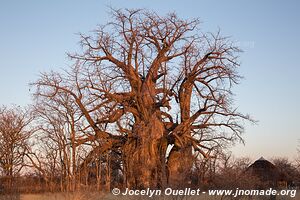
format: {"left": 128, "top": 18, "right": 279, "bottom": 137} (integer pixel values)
{"left": 32, "top": 9, "right": 252, "bottom": 189}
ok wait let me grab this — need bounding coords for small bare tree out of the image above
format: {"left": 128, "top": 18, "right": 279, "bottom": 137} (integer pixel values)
{"left": 272, "top": 157, "right": 300, "bottom": 187}
{"left": 296, "top": 141, "right": 300, "bottom": 187}
{"left": 0, "top": 105, "right": 34, "bottom": 190}
{"left": 297, "top": 140, "right": 300, "bottom": 169}
{"left": 27, "top": 91, "right": 89, "bottom": 192}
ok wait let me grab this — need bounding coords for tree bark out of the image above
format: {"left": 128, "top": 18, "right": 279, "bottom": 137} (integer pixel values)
{"left": 167, "top": 145, "right": 194, "bottom": 187}
{"left": 124, "top": 115, "right": 167, "bottom": 189}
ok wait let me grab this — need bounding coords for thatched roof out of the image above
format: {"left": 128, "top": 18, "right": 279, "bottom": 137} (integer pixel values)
{"left": 246, "top": 157, "right": 287, "bottom": 182}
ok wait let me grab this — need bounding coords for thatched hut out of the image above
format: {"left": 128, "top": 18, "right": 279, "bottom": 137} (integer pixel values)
{"left": 246, "top": 157, "right": 287, "bottom": 188}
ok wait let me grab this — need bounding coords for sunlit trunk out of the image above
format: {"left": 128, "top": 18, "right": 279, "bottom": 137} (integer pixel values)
{"left": 105, "top": 153, "right": 111, "bottom": 191}
{"left": 167, "top": 145, "right": 194, "bottom": 187}
{"left": 167, "top": 83, "right": 194, "bottom": 187}
{"left": 124, "top": 116, "right": 168, "bottom": 189}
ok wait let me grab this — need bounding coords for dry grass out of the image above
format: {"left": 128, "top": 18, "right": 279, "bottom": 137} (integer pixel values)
{"left": 20, "top": 192, "right": 105, "bottom": 200}
{"left": 0, "top": 191, "right": 298, "bottom": 200}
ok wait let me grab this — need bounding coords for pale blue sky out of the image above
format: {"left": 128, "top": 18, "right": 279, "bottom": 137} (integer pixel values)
{"left": 0, "top": 0, "right": 299, "bottom": 160}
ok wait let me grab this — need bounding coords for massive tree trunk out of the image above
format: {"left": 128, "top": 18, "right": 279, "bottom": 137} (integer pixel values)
{"left": 167, "top": 81, "right": 194, "bottom": 187}
{"left": 124, "top": 112, "right": 168, "bottom": 188}
{"left": 167, "top": 146, "right": 194, "bottom": 187}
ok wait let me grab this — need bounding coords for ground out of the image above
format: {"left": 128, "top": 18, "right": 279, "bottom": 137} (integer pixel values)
{"left": 0, "top": 191, "right": 299, "bottom": 200}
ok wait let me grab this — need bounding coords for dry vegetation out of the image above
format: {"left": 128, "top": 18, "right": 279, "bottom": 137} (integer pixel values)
{"left": 1, "top": 8, "right": 300, "bottom": 199}
{"left": 1, "top": 191, "right": 299, "bottom": 200}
